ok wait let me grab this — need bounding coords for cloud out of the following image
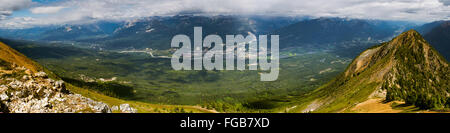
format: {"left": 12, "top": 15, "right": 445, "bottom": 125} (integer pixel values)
{"left": 440, "top": 0, "right": 450, "bottom": 6}
{"left": 0, "top": 0, "right": 449, "bottom": 28}
{"left": 30, "top": 6, "right": 66, "bottom": 14}
{"left": 0, "top": 0, "right": 33, "bottom": 20}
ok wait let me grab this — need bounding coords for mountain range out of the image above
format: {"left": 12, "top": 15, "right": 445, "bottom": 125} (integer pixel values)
{"left": 0, "top": 15, "right": 303, "bottom": 50}
{"left": 275, "top": 18, "right": 413, "bottom": 48}
{"left": 0, "top": 16, "right": 447, "bottom": 59}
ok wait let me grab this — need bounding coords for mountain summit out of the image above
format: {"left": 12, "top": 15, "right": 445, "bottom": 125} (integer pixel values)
{"left": 294, "top": 30, "right": 449, "bottom": 112}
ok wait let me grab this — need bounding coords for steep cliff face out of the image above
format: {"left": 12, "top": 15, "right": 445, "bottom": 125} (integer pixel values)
{"left": 0, "top": 41, "right": 137, "bottom": 113}
{"left": 295, "top": 30, "right": 449, "bottom": 112}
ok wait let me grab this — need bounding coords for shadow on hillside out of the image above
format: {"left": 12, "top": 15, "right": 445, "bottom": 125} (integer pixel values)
{"left": 0, "top": 102, "right": 9, "bottom": 113}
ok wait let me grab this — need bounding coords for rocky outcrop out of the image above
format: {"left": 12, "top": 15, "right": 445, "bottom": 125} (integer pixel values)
{"left": 0, "top": 63, "right": 136, "bottom": 113}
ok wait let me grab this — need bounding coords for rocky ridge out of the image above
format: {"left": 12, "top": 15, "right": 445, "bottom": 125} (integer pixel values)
{"left": 0, "top": 63, "right": 136, "bottom": 113}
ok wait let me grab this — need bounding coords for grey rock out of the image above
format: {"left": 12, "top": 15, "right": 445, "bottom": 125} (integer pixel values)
{"left": 34, "top": 72, "right": 48, "bottom": 78}
{"left": 111, "top": 106, "right": 119, "bottom": 111}
{"left": 93, "top": 103, "right": 112, "bottom": 113}
{"left": 0, "top": 93, "right": 8, "bottom": 101}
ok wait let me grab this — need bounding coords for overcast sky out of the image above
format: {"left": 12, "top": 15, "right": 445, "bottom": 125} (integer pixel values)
{"left": 0, "top": 0, "right": 449, "bottom": 28}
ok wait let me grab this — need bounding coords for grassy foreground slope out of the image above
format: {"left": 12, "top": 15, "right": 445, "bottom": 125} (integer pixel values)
{"left": 0, "top": 41, "right": 214, "bottom": 113}
{"left": 289, "top": 30, "right": 449, "bottom": 113}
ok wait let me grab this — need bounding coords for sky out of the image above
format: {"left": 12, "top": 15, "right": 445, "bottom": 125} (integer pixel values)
{"left": 0, "top": 0, "right": 449, "bottom": 28}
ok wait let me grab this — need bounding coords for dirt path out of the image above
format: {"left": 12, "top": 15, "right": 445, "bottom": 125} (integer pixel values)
{"left": 351, "top": 98, "right": 404, "bottom": 113}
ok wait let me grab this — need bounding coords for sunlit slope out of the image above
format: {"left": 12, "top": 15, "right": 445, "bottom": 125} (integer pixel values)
{"left": 0, "top": 41, "right": 61, "bottom": 80}
{"left": 290, "top": 30, "right": 449, "bottom": 113}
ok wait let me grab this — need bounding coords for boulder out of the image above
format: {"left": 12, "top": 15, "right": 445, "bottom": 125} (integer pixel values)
{"left": 111, "top": 106, "right": 119, "bottom": 111}
{"left": 93, "top": 103, "right": 112, "bottom": 113}
{"left": 119, "top": 104, "right": 137, "bottom": 113}
{"left": 0, "top": 93, "right": 8, "bottom": 101}
{"left": 34, "top": 72, "right": 48, "bottom": 78}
